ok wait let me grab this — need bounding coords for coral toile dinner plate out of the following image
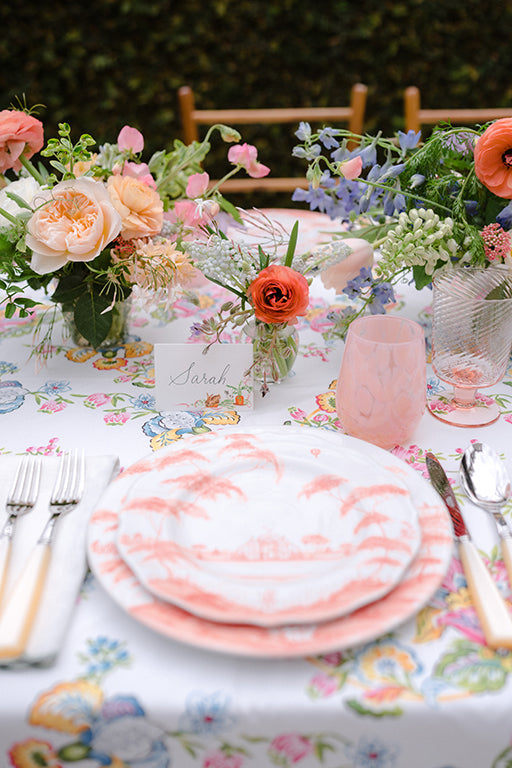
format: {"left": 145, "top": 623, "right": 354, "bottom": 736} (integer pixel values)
{"left": 87, "top": 426, "right": 453, "bottom": 657}
{"left": 113, "top": 427, "right": 421, "bottom": 626}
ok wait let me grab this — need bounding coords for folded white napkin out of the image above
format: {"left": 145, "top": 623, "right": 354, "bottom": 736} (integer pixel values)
{"left": 0, "top": 453, "right": 119, "bottom": 666}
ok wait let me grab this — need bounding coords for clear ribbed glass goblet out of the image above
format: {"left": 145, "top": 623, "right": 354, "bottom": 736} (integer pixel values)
{"left": 428, "top": 265, "right": 512, "bottom": 426}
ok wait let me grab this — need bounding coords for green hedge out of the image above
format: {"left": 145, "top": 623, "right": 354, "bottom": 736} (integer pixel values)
{"left": 1, "top": 0, "right": 511, "bottom": 204}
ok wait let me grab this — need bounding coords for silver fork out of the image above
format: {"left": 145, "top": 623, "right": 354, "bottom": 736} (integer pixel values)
{"left": 0, "top": 451, "right": 85, "bottom": 660}
{"left": 0, "top": 456, "right": 41, "bottom": 607}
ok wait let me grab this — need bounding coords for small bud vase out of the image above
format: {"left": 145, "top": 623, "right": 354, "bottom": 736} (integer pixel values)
{"left": 244, "top": 320, "right": 299, "bottom": 386}
{"left": 63, "top": 297, "right": 132, "bottom": 349}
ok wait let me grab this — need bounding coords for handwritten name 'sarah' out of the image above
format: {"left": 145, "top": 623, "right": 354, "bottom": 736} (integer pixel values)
{"left": 169, "top": 362, "right": 231, "bottom": 387}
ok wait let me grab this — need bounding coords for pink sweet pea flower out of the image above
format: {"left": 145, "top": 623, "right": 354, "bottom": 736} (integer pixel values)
{"left": 168, "top": 199, "right": 219, "bottom": 228}
{"left": 339, "top": 156, "right": 363, "bottom": 180}
{"left": 117, "top": 125, "right": 144, "bottom": 153}
{"left": 186, "top": 172, "right": 210, "bottom": 198}
{"left": 227, "top": 143, "right": 270, "bottom": 179}
{"left": 122, "top": 161, "right": 157, "bottom": 189}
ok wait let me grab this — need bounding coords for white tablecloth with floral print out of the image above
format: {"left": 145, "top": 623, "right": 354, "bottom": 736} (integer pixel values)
{"left": 2, "top": 212, "right": 512, "bottom": 768}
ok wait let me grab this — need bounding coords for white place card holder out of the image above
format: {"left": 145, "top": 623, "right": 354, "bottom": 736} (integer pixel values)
{"left": 154, "top": 342, "right": 254, "bottom": 410}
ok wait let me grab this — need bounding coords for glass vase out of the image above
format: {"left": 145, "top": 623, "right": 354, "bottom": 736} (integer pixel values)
{"left": 428, "top": 265, "right": 512, "bottom": 426}
{"left": 244, "top": 321, "right": 299, "bottom": 387}
{"left": 62, "top": 297, "right": 132, "bottom": 349}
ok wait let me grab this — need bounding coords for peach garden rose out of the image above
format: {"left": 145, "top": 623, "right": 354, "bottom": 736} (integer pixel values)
{"left": 26, "top": 177, "right": 122, "bottom": 275}
{"left": 107, "top": 174, "right": 163, "bottom": 240}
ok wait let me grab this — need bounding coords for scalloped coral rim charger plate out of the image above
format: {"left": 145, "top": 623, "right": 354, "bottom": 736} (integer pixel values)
{"left": 113, "top": 427, "right": 422, "bottom": 626}
{"left": 87, "top": 426, "right": 453, "bottom": 658}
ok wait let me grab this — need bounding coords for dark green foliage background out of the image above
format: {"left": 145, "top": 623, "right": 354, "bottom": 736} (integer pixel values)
{"left": 1, "top": 0, "right": 511, "bottom": 203}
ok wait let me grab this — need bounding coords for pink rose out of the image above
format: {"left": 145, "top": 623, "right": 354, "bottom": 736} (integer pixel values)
{"left": 26, "top": 178, "right": 122, "bottom": 275}
{"left": 269, "top": 733, "right": 314, "bottom": 764}
{"left": 107, "top": 174, "right": 163, "bottom": 239}
{"left": 227, "top": 143, "right": 270, "bottom": 179}
{"left": 117, "top": 125, "right": 144, "bottom": 153}
{"left": 0, "top": 109, "right": 44, "bottom": 173}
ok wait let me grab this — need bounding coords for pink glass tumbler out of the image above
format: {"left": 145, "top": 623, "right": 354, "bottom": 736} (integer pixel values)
{"left": 336, "top": 315, "right": 427, "bottom": 450}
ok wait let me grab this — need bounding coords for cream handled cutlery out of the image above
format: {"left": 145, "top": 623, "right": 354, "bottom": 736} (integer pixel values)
{"left": 460, "top": 442, "right": 512, "bottom": 583}
{"left": 426, "top": 452, "right": 512, "bottom": 650}
{"left": 0, "top": 450, "right": 85, "bottom": 660}
{"left": 0, "top": 456, "right": 41, "bottom": 608}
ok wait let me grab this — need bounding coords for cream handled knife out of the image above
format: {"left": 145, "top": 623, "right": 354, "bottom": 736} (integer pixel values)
{"left": 426, "top": 452, "right": 512, "bottom": 650}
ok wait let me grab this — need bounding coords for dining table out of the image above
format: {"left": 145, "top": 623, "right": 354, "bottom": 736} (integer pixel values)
{"left": 1, "top": 208, "right": 512, "bottom": 768}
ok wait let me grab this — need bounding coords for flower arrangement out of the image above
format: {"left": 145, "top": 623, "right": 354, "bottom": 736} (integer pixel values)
{"left": 188, "top": 213, "right": 351, "bottom": 394}
{"left": 0, "top": 104, "right": 270, "bottom": 354}
{"left": 292, "top": 119, "right": 512, "bottom": 333}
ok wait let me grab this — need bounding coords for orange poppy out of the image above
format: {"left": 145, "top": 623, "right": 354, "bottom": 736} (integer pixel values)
{"left": 474, "top": 118, "right": 512, "bottom": 198}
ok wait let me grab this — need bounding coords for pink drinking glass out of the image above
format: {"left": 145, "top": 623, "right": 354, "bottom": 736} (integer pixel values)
{"left": 336, "top": 315, "right": 427, "bottom": 450}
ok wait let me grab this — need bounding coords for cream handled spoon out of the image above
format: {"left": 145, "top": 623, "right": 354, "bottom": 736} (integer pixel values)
{"left": 460, "top": 442, "right": 512, "bottom": 581}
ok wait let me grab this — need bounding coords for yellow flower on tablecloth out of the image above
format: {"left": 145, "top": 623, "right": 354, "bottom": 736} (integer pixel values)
{"left": 93, "top": 356, "right": 128, "bottom": 371}
{"left": 315, "top": 390, "right": 337, "bottom": 413}
{"left": 359, "top": 644, "right": 418, "bottom": 682}
{"left": 8, "top": 739, "right": 62, "bottom": 768}
{"left": 446, "top": 587, "right": 472, "bottom": 611}
{"left": 29, "top": 680, "right": 103, "bottom": 733}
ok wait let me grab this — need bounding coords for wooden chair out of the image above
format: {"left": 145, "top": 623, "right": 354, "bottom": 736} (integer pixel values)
{"left": 177, "top": 84, "right": 368, "bottom": 193}
{"left": 404, "top": 85, "right": 512, "bottom": 134}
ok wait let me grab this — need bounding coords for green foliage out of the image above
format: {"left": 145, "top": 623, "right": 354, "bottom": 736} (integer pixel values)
{"left": 1, "top": 0, "right": 511, "bottom": 205}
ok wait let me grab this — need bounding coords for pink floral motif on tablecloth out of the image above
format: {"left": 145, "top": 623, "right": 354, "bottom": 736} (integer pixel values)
{"left": 39, "top": 400, "right": 67, "bottom": 414}
{"left": 268, "top": 733, "right": 314, "bottom": 764}
{"left": 104, "top": 412, "right": 131, "bottom": 426}
{"left": 84, "top": 393, "right": 112, "bottom": 408}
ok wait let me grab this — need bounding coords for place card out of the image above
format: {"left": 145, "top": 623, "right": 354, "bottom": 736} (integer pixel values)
{"left": 154, "top": 342, "right": 254, "bottom": 410}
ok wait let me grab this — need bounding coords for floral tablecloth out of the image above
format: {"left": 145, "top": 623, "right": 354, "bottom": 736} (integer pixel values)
{"left": 2, "top": 219, "right": 512, "bottom": 768}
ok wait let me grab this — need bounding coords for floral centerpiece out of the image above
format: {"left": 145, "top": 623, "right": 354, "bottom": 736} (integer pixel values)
{"left": 188, "top": 213, "right": 351, "bottom": 394}
{"left": 292, "top": 118, "right": 512, "bottom": 333}
{"left": 0, "top": 105, "right": 270, "bottom": 355}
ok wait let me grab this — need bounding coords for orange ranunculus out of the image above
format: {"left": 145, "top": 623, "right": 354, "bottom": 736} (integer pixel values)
{"left": 0, "top": 109, "right": 44, "bottom": 173}
{"left": 26, "top": 177, "right": 122, "bottom": 275}
{"left": 107, "top": 174, "right": 163, "bottom": 239}
{"left": 474, "top": 118, "right": 512, "bottom": 198}
{"left": 247, "top": 264, "right": 309, "bottom": 324}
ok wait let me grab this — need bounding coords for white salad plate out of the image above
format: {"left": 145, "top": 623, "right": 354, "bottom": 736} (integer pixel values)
{"left": 87, "top": 427, "right": 453, "bottom": 657}
{"left": 114, "top": 427, "right": 421, "bottom": 626}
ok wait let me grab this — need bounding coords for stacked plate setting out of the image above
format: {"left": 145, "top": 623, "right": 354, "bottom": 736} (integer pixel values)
{"left": 88, "top": 426, "right": 454, "bottom": 657}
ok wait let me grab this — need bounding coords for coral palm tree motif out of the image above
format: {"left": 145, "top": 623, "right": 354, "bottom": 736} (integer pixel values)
{"left": 219, "top": 433, "right": 284, "bottom": 481}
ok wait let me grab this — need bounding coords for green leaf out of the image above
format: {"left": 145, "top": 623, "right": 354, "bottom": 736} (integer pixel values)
{"left": 284, "top": 219, "right": 299, "bottom": 267}
{"left": 412, "top": 264, "right": 434, "bottom": 290}
{"left": 346, "top": 698, "right": 403, "bottom": 718}
{"left": 73, "top": 290, "right": 113, "bottom": 347}
{"left": 57, "top": 742, "right": 91, "bottom": 761}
